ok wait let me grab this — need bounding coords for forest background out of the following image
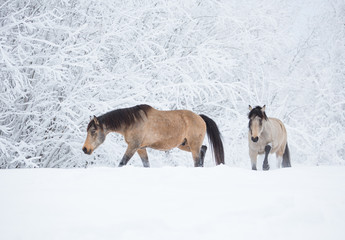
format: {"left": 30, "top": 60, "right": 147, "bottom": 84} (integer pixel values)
{"left": 1, "top": 0, "right": 344, "bottom": 168}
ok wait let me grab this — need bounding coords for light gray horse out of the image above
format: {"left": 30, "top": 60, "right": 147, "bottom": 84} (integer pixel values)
{"left": 248, "top": 105, "right": 291, "bottom": 170}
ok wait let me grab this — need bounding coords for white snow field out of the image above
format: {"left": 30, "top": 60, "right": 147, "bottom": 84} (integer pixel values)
{"left": 1, "top": 166, "right": 345, "bottom": 240}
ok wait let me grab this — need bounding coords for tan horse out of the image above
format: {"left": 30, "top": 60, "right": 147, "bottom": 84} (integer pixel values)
{"left": 248, "top": 105, "right": 291, "bottom": 170}
{"left": 82, "top": 104, "right": 224, "bottom": 167}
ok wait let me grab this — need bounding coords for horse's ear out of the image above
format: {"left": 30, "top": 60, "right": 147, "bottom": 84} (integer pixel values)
{"left": 93, "top": 115, "right": 100, "bottom": 126}
{"left": 261, "top": 105, "right": 266, "bottom": 112}
{"left": 261, "top": 105, "right": 268, "bottom": 120}
{"left": 249, "top": 105, "right": 253, "bottom": 111}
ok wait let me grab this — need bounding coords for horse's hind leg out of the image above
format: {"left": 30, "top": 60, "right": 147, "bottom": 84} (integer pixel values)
{"left": 178, "top": 142, "right": 201, "bottom": 167}
{"left": 282, "top": 143, "right": 291, "bottom": 168}
{"left": 189, "top": 141, "right": 204, "bottom": 167}
{"left": 276, "top": 154, "right": 282, "bottom": 168}
{"left": 137, "top": 148, "right": 150, "bottom": 168}
{"left": 199, "top": 145, "right": 207, "bottom": 167}
{"left": 178, "top": 139, "right": 204, "bottom": 167}
{"left": 191, "top": 148, "right": 202, "bottom": 167}
{"left": 263, "top": 145, "right": 271, "bottom": 171}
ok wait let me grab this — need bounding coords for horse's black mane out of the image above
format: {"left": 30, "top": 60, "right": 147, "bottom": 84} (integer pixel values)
{"left": 248, "top": 106, "right": 267, "bottom": 129}
{"left": 248, "top": 106, "right": 268, "bottom": 120}
{"left": 87, "top": 104, "right": 152, "bottom": 131}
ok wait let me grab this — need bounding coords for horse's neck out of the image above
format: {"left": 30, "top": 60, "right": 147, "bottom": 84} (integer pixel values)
{"left": 262, "top": 119, "right": 274, "bottom": 140}
{"left": 102, "top": 122, "right": 125, "bottom": 136}
{"left": 264, "top": 118, "right": 273, "bottom": 130}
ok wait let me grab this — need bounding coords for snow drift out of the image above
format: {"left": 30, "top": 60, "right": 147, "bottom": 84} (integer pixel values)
{"left": 1, "top": 166, "right": 345, "bottom": 240}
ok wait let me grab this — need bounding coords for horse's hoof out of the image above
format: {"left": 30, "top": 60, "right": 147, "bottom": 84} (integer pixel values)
{"left": 263, "top": 165, "right": 270, "bottom": 171}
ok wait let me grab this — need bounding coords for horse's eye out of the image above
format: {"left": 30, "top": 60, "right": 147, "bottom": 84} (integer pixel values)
{"left": 91, "top": 130, "right": 96, "bottom": 135}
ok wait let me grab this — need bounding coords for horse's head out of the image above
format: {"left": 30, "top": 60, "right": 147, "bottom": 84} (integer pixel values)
{"left": 248, "top": 105, "right": 268, "bottom": 143}
{"left": 82, "top": 116, "right": 106, "bottom": 155}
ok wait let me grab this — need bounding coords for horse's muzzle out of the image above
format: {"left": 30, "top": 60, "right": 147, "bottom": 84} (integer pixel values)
{"left": 82, "top": 147, "right": 92, "bottom": 155}
{"left": 251, "top": 136, "right": 259, "bottom": 142}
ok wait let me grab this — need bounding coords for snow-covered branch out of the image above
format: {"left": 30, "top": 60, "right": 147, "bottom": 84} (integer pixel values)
{"left": 0, "top": 0, "right": 344, "bottom": 168}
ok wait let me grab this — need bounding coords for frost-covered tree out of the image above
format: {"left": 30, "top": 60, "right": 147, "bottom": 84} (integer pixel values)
{"left": 0, "top": 0, "right": 344, "bottom": 168}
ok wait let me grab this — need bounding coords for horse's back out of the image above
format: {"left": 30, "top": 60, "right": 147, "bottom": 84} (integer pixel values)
{"left": 140, "top": 108, "right": 206, "bottom": 150}
{"left": 149, "top": 108, "right": 206, "bottom": 134}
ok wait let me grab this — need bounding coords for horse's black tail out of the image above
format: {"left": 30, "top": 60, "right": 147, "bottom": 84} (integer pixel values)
{"left": 282, "top": 142, "right": 291, "bottom": 168}
{"left": 199, "top": 114, "right": 225, "bottom": 165}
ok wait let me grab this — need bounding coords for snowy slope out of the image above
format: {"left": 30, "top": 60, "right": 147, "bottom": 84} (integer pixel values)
{"left": 1, "top": 166, "right": 345, "bottom": 240}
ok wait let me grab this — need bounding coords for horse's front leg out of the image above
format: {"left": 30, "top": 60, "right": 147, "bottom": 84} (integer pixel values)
{"left": 249, "top": 150, "right": 258, "bottom": 170}
{"left": 118, "top": 144, "right": 138, "bottom": 167}
{"left": 263, "top": 144, "right": 271, "bottom": 171}
{"left": 137, "top": 148, "right": 150, "bottom": 168}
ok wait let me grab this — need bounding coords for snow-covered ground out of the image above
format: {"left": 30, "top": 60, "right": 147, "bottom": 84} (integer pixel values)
{"left": 1, "top": 166, "right": 345, "bottom": 240}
